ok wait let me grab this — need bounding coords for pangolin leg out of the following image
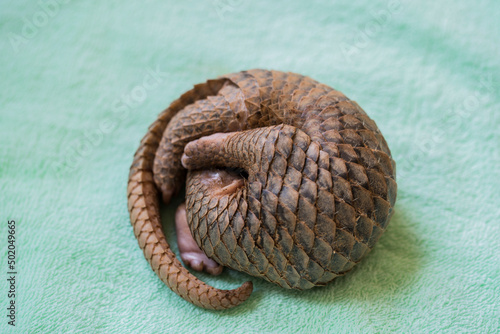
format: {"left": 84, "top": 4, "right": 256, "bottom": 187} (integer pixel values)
{"left": 175, "top": 203, "right": 223, "bottom": 275}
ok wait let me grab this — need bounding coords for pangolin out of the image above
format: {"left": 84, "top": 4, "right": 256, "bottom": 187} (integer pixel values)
{"left": 127, "top": 69, "right": 397, "bottom": 310}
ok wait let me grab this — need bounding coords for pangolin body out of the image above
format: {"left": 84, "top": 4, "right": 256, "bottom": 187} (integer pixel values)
{"left": 127, "top": 69, "right": 397, "bottom": 310}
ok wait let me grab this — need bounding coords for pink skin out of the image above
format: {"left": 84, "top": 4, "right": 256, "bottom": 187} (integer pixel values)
{"left": 176, "top": 203, "right": 223, "bottom": 275}
{"left": 176, "top": 169, "right": 245, "bottom": 276}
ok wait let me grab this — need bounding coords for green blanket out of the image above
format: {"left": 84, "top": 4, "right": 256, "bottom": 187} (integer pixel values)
{"left": 1, "top": 0, "right": 498, "bottom": 332}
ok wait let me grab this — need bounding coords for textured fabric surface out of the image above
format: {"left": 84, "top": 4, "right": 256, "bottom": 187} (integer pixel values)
{"left": 1, "top": 0, "right": 499, "bottom": 332}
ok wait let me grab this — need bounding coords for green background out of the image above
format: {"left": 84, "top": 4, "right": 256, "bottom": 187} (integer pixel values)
{"left": 1, "top": 0, "right": 499, "bottom": 333}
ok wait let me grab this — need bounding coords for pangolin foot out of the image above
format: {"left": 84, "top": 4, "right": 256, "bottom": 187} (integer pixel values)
{"left": 175, "top": 203, "right": 223, "bottom": 275}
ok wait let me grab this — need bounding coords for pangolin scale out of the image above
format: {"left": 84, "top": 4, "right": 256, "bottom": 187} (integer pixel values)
{"left": 127, "top": 69, "right": 397, "bottom": 310}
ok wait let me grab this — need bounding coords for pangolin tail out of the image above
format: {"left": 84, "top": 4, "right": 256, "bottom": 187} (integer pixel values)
{"left": 127, "top": 79, "right": 253, "bottom": 310}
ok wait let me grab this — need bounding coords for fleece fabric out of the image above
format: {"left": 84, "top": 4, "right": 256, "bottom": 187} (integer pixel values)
{"left": 1, "top": 0, "right": 499, "bottom": 333}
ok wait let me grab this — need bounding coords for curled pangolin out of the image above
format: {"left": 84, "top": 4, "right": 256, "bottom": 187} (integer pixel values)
{"left": 127, "top": 69, "right": 397, "bottom": 310}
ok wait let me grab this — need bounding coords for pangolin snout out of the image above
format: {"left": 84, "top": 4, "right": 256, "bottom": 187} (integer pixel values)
{"left": 181, "top": 133, "right": 233, "bottom": 170}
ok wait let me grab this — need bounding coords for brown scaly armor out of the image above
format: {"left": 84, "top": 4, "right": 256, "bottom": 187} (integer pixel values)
{"left": 127, "top": 69, "right": 397, "bottom": 310}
